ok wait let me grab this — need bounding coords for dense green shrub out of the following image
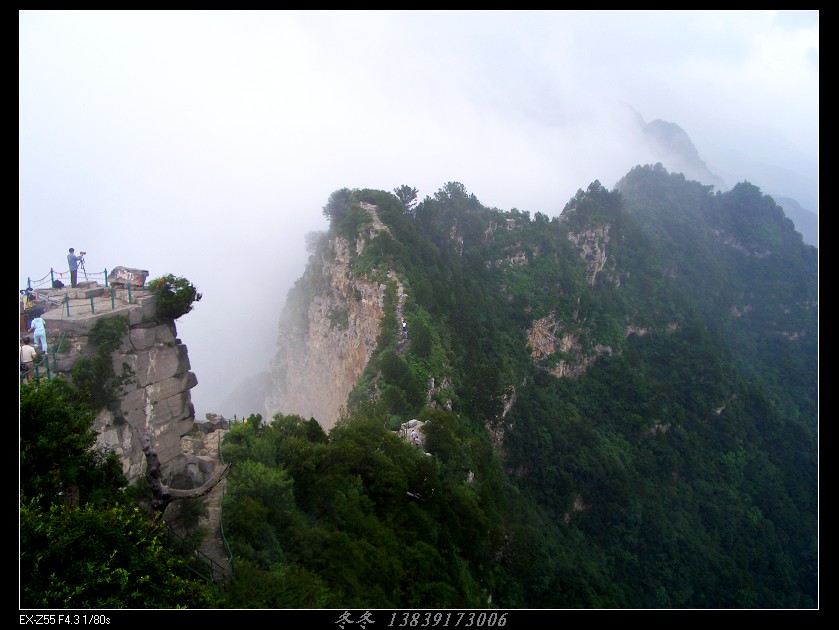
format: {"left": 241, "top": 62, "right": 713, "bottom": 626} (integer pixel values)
{"left": 21, "top": 500, "right": 214, "bottom": 609}
{"left": 148, "top": 274, "right": 202, "bottom": 320}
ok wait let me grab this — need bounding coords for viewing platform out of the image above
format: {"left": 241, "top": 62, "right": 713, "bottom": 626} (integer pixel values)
{"left": 20, "top": 266, "right": 152, "bottom": 337}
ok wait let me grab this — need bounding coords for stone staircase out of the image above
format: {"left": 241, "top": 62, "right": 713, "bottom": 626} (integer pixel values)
{"left": 177, "top": 418, "right": 232, "bottom": 581}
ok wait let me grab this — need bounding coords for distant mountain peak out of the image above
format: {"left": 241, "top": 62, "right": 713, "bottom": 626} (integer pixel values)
{"left": 641, "top": 118, "right": 728, "bottom": 192}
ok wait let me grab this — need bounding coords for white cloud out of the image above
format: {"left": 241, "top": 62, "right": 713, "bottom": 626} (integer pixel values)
{"left": 20, "top": 10, "right": 818, "bottom": 417}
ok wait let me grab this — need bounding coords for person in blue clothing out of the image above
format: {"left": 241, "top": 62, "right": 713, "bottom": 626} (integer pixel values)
{"left": 29, "top": 313, "right": 47, "bottom": 354}
{"left": 67, "top": 247, "right": 85, "bottom": 288}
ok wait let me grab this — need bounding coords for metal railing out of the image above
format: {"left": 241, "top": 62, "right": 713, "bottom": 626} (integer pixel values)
{"left": 25, "top": 265, "right": 111, "bottom": 293}
{"left": 23, "top": 264, "right": 151, "bottom": 320}
{"left": 165, "top": 429, "right": 234, "bottom": 585}
{"left": 165, "top": 525, "right": 232, "bottom": 583}
{"left": 50, "top": 284, "right": 150, "bottom": 317}
{"left": 20, "top": 331, "right": 68, "bottom": 383}
{"left": 217, "top": 430, "right": 234, "bottom": 576}
{"left": 19, "top": 283, "right": 152, "bottom": 384}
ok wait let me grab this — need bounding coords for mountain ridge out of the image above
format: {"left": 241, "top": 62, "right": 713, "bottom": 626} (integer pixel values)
{"left": 635, "top": 115, "right": 817, "bottom": 247}
{"left": 214, "top": 168, "right": 816, "bottom": 607}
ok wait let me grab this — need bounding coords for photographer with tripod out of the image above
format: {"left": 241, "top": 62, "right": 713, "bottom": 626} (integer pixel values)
{"left": 67, "top": 247, "right": 86, "bottom": 288}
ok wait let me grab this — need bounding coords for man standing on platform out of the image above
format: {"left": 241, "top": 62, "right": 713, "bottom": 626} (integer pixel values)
{"left": 67, "top": 247, "right": 84, "bottom": 288}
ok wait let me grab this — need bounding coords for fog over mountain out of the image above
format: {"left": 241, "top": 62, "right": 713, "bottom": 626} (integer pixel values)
{"left": 19, "top": 11, "right": 818, "bottom": 420}
{"left": 634, "top": 114, "right": 817, "bottom": 247}
{"left": 774, "top": 197, "right": 818, "bottom": 247}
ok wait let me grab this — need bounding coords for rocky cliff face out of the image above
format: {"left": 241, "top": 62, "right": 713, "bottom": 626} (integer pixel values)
{"left": 266, "top": 236, "right": 387, "bottom": 430}
{"left": 266, "top": 204, "right": 406, "bottom": 430}
{"left": 39, "top": 288, "right": 197, "bottom": 485}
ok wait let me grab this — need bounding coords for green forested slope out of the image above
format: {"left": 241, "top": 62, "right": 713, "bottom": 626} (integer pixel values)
{"left": 218, "top": 168, "right": 819, "bottom": 608}
{"left": 615, "top": 164, "right": 818, "bottom": 428}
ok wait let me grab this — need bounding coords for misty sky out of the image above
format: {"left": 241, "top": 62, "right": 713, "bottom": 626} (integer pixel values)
{"left": 19, "top": 10, "right": 819, "bottom": 419}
